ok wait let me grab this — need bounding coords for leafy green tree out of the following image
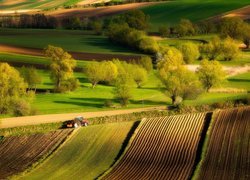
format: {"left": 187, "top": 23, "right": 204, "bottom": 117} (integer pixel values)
{"left": 175, "top": 19, "right": 195, "bottom": 37}
{"left": 132, "top": 65, "right": 148, "bottom": 88}
{"left": 90, "top": 20, "right": 103, "bottom": 35}
{"left": 139, "top": 37, "right": 159, "bottom": 54}
{"left": 200, "top": 36, "right": 222, "bottom": 60}
{"left": 221, "top": 37, "right": 240, "bottom": 61}
{"left": 157, "top": 48, "right": 201, "bottom": 105}
{"left": 197, "top": 60, "right": 226, "bottom": 91}
{"left": 84, "top": 61, "right": 103, "bottom": 88}
{"left": 101, "top": 61, "right": 118, "bottom": 84}
{"left": 45, "top": 45, "right": 78, "bottom": 92}
{"left": 157, "top": 46, "right": 184, "bottom": 69}
{"left": 158, "top": 64, "right": 202, "bottom": 105}
{"left": 139, "top": 56, "right": 153, "bottom": 72}
{"left": 243, "top": 23, "right": 250, "bottom": 49}
{"left": 159, "top": 25, "right": 170, "bottom": 37}
{"left": 114, "top": 73, "right": 133, "bottom": 106}
{"left": 220, "top": 17, "right": 245, "bottom": 39}
{"left": 177, "top": 42, "right": 200, "bottom": 64}
{"left": 0, "top": 63, "right": 28, "bottom": 114}
{"left": 122, "top": 10, "right": 149, "bottom": 30}
{"left": 20, "top": 66, "right": 42, "bottom": 92}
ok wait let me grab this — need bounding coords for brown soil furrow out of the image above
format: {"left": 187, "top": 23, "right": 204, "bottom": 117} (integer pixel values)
{"left": 0, "top": 130, "right": 72, "bottom": 179}
{"left": 104, "top": 113, "right": 207, "bottom": 179}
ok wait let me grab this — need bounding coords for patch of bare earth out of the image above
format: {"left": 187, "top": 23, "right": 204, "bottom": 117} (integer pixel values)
{"left": 77, "top": 0, "right": 111, "bottom": 6}
{"left": 208, "top": 5, "right": 250, "bottom": 22}
{"left": 45, "top": 2, "right": 162, "bottom": 19}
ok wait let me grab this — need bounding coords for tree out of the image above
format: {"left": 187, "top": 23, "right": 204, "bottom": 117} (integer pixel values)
{"left": 122, "top": 10, "right": 149, "bottom": 30}
{"left": 243, "top": 23, "right": 250, "bottom": 49}
{"left": 45, "top": 45, "right": 78, "bottom": 92}
{"left": 102, "top": 61, "right": 118, "bottom": 84}
{"left": 90, "top": 19, "right": 103, "bottom": 35}
{"left": 220, "top": 17, "right": 245, "bottom": 39}
{"left": 157, "top": 48, "right": 201, "bottom": 105}
{"left": 132, "top": 65, "right": 148, "bottom": 88}
{"left": 221, "top": 37, "right": 240, "bottom": 61}
{"left": 175, "top": 19, "right": 195, "bottom": 37}
{"left": 84, "top": 61, "right": 103, "bottom": 88}
{"left": 158, "top": 64, "right": 202, "bottom": 105}
{"left": 139, "top": 37, "right": 159, "bottom": 54}
{"left": 139, "top": 56, "right": 153, "bottom": 72}
{"left": 177, "top": 43, "right": 200, "bottom": 64}
{"left": 20, "top": 66, "right": 42, "bottom": 92}
{"left": 113, "top": 73, "right": 133, "bottom": 106}
{"left": 159, "top": 25, "right": 170, "bottom": 37}
{"left": 200, "top": 36, "right": 222, "bottom": 60}
{"left": 197, "top": 60, "right": 226, "bottom": 92}
{"left": 0, "top": 63, "right": 28, "bottom": 114}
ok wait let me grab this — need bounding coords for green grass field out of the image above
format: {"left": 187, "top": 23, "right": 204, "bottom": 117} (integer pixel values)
{"left": 21, "top": 122, "right": 135, "bottom": 180}
{"left": 0, "top": 51, "right": 249, "bottom": 115}
{"left": 141, "top": 0, "right": 250, "bottom": 31}
{"left": 0, "top": 29, "right": 138, "bottom": 55}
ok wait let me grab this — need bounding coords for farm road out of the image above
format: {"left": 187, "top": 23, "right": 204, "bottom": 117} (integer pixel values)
{"left": 0, "top": 106, "right": 166, "bottom": 129}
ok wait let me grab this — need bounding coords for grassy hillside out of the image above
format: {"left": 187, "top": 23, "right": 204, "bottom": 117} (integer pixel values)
{"left": 21, "top": 122, "right": 136, "bottom": 180}
{"left": 0, "top": 29, "right": 138, "bottom": 55}
{"left": 141, "top": 0, "right": 250, "bottom": 31}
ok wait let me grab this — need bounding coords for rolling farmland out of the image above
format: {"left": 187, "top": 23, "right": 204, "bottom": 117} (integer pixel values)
{"left": 197, "top": 106, "right": 250, "bottom": 180}
{"left": 0, "top": 129, "right": 73, "bottom": 179}
{"left": 104, "top": 113, "right": 211, "bottom": 179}
{"left": 22, "top": 122, "right": 136, "bottom": 180}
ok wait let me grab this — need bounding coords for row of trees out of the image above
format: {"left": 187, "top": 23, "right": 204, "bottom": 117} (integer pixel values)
{"left": 157, "top": 46, "right": 225, "bottom": 105}
{"left": 158, "top": 17, "right": 250, "bottom": 48}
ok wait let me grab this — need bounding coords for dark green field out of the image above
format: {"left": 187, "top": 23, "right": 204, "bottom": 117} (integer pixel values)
{"left": 141, "top": 0, "right": 250, "bottom": 31}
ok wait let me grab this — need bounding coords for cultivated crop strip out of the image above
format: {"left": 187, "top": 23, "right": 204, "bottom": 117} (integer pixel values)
{"left": 104, "top": 113, "right": 210, "bottom": 180}
{"left": 0, "top": 129, "right": 73, "bottom": 179}
{"left": 198, "top": 106, "right": 250, "bottom": 180}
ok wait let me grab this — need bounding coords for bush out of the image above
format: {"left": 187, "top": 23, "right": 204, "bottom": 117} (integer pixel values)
{"left": 103, "top": 100, "right": 114, "bottom": 108}
{"left": 139, "top": 56, "right": 153, "bottom": 72}
{"left": 12, "top": 99, "right": 31, "bottom": 116}
{"left": 177, "top": 43, "right": 200, "bottom": 64}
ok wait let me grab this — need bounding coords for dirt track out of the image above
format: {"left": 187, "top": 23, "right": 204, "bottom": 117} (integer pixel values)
{"left": 0, "top": 106, "right": 166, "bottom": 129}
{"left": 0, "top": 44, "right": 141, "bottom": 61}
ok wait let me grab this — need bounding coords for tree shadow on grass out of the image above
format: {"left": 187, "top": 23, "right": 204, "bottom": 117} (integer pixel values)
{"left": 54, "top": 98, "right": 106, "bottom": 108}
{"left": 227, "top": 79, "right": 250, "bottom": 83}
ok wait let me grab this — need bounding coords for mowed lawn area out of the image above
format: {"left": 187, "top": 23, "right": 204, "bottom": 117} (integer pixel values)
{"left": 0, "top": 29, "right": 139, "bottom": 55}
{"left": 141, "top": 0, "right": 250, "bottom": 31}
{"left": 21, "top": 122, "right": 135, "bottom": 180}
{"left": 0, "top": 51, "right": 249, "bottom": 114}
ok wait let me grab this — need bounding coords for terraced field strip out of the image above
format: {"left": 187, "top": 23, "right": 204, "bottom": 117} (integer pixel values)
{"left": 22, "top": 122, "right": 136, "bottom": 180}
{"left": 197, "top": 106, "right": 250, "bottom": 180}
{"left": 104, "top": 113, "right": 210, "bottom": 179}
{"left": 0, "top": 129, "right": 73, "bottom": 179}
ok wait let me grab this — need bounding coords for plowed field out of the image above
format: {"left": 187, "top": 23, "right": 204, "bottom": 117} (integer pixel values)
{"left": 197, "top": 106, "right": 250, "bottom": 180}
{"left": 0, "top": 129, "right": 73, "bottom": 179}
{"left": 104, "top": 113, "right": 211, "bottom": 179}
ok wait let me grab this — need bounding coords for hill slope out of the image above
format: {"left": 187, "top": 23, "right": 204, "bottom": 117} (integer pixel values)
{"left": 21, "top": 122, "right": 136, "bottom": 179}
{"left": 0, "top": 129, "right": 73, "bottom": 179}
{"left": 104, "top": 113, "right": 211, "bottom": 179}
{"left": 197, "top": 106, "right": 250, "bottom": 179}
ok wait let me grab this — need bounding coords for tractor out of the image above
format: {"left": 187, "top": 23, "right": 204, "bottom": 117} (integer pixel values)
{"left": 64, "top": 116, "right": 89, "bottom": 128}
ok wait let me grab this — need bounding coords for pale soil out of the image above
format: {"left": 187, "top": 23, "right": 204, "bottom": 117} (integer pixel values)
{"left": 0, "top": 106, "right": 166, "bottom": 129}
{"left": 77, "top": 0, "right": 111, "bottom": 6}
{"left": 186, "top": 64, "right": 250, "bottom": 77}
{"left": 208, "top": 5, "right": 250, "bottom": 21}
{"left": 45, "top": 2, "right": 161, "bottom": 19}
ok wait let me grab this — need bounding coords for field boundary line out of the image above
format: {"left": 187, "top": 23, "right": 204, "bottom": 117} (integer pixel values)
{"left": 98, "top": 118, "right": 146, "bottom": 179}
{"left": 191, "top": 110, "right": 220, "bottom": 180}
